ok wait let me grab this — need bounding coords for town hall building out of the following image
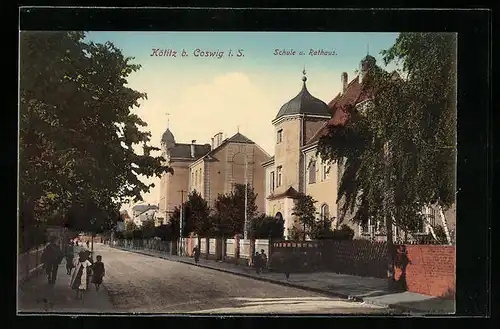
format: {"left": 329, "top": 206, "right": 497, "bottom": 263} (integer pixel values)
{"left": 262, "top": 54, "right": 456, "bottom": 242}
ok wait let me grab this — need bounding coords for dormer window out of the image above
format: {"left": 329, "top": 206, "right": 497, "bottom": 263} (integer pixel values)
{"left": 277, "top": 129, "right": 283, "bottom": 143}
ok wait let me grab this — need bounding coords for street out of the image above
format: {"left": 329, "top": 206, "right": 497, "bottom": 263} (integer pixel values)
{"left": 90, "top": 244, "right": 388, "bottom": 314}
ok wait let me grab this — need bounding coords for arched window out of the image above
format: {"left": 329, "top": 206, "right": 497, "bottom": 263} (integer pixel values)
{"left": 320, "top": 204, "right": 329, "bottom": 220}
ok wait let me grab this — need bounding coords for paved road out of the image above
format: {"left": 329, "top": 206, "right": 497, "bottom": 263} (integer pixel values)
{"left": 95, "top": 244, "right": 390, "bottom": 314}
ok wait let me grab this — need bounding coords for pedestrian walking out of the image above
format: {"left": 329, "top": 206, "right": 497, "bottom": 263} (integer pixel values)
{"left": 86, "top": 240, "right": 90, "bottom": 249}
{"left": 193, "top": 245, "right": 201, "bottom": 265}
{"left": 260, "top": 249, "right": 268, "bottom": 272}
{"left": 91, "top": 255, "right": 105, "bottom": 292}
{"left": 65, "top": 242, "right": 75, "bottom": 275}
{"left": 41, "top": 236, "right": 63, "bottom": 285}
{"left": 70, "top": 251, "right": 93, "bottom": 300}
{"left": 253, "top": 252, "right": 261, "bottom": 274}
{"left": 85, "top": 250, "right": 94, "bottom": 289}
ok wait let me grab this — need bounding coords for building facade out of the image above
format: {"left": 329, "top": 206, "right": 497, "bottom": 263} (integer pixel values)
{"left": 158, "top": 128, "right": 269, "bottom": 225}
{"left": 188, "top": 132, "right": 269, "bottom": 212}
{"left": 262, "top": 55, "right": 456, "bottom": 242}
{"left": 131, "top": 204, "right": 159, "bottom": 227}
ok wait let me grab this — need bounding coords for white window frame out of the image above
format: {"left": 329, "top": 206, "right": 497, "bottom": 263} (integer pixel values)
{"left": 270, "top": 171, "right": 275, "bottom": 192}
{"left": 277, "top": 129, "right": 283, "bottom": 143}
{"left": 320, "top": 204, "right": 329, "bottom": 221}
{"left": 308, "top": 158, "right": 316, "bottom": 184}
{"left": 276, "top": 166, "right": 282, "bottom": 187}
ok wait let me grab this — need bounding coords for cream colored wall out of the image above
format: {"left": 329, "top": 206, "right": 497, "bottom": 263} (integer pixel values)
{"left": 206, "top": 147, "right": 227, "bottom": 208}
{"left": 304, "top": 148, "right": 339, "bottom": 229}
{"left": 273, "top": 118, "right": 301, "bottom": 194}
{"left": 203, "top": 142, "right": 267, "bottom": 214}
{"left": 252, "top": 145, "right": 269, "bottom": 214}
{"left": 189, "top": 160, "right": 205, "bottom": 196}
{"left": 264, "top": 165, "right": 274, "bottom": 213}
{"left": 165, "top": 161, "right": 190, "bottom": 221}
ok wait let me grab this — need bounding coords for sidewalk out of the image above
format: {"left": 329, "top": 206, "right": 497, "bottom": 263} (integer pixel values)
{"left": 114, "top": 245, "right": 455, "bottom": 314}
{"left": 18, "top": 246, "right": 115, "bottom": 314}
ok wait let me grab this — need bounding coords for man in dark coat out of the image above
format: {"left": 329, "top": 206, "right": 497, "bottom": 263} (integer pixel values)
{"left": 193, "top": 245, "right": 201, "bottom": 265}
{"left": 41, "top": 236, "right": 63, "bottom": 284}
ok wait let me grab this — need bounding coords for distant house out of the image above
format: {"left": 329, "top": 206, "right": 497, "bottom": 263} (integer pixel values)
{"left": 120, "top": 210, "right": 131, "bottom": 222}
{"left": 131, "top": 204, "right": 159, "bottom": 227}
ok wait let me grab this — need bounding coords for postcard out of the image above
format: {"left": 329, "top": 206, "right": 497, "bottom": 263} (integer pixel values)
{"left": 18, "top": 30, "right": 457, "bottom": 315}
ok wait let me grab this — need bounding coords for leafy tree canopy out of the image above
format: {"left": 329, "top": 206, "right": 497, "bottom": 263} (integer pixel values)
{"left": 19, "top": 31, "right": 170, "bottom": 238}
{"left": 317, "top": 32, "right": 456, "bottom": 236}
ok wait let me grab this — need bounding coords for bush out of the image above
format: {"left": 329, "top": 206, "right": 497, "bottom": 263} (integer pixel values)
{"left": 251, "top": 215, "right": 285, "bottom": 239}
{"left": 331, "top": 224, "right": 355, "bottom": 240}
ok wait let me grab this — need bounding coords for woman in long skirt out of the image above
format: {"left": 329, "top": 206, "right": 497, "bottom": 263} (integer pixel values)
{"left": 70, "top": 251, "right": 92, "bottom": 300}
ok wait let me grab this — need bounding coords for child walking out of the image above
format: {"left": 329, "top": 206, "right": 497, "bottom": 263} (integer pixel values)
{"left": 91, "top": 255, "right": 105, "bottom": 292}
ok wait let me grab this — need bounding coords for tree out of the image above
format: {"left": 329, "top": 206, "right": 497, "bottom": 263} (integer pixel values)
{"left": 212, "top": 184, "right": 259, "bottom": 237}
{"left": 141, "top": 218, "right": 156, "bottom": 238}
{"left": 317, "top": 32, "right": 457, "bottom": 289}
{"left": 380, "top": 33, "right": 456, "bottom": 245}
{"left": 291, "top": 194, "right": 318, "bottom": 241}
{"left": 185, "top": 191, "right": 211, "bottom": 237}
{"left": 19, "top": 31, "right": 171, "bottom": 249}
{"left": 124, "top": 221, "right": 137, "bottom": 240}
{"left": 250, "top": 214, "right": 285, "bottom": 239}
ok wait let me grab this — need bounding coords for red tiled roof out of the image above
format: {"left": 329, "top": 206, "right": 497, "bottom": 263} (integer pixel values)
{"left": 304, "top": 75, "right": 375, "bottom": 146}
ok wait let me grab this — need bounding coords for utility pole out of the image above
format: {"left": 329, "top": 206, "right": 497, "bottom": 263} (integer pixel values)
{"left": 243, "top": 154, "right": 248, "bottom": 240}
{"left": 383, "top": 141, "right": 396, "bottom": 291}
{"left": 178, "top": 189, "right": 186, "bottom": 256}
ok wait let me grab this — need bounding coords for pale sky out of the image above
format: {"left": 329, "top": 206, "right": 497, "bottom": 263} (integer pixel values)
{"left": 84, "top": 32, "right": 400, "bottom": 211}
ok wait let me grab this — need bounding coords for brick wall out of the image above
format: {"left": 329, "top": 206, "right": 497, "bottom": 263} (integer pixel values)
{"left": 395, "top": 245, "right": 455, "bottom": 298}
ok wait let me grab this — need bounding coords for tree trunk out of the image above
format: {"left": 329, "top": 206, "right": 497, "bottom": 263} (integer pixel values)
{"left": 423, "top": 206, "right": 438, "bottom": 241}
{"left": 303, "top": 222, "right": 306, "bottom": 241}
{"left": 438, "top": 205, "right": 452, "bottom": 245}
{"left": 383, "top": 141, "right": 396, "bottom": 291}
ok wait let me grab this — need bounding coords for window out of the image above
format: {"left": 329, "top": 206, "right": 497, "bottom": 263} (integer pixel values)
{"left": 320, "top": 204, "right": 329, "bottom": 220}
{"left": 308, "top": 159, "right": 316, "bottom": 184}
{"left": 195, "top": 171, "right": 198, "bottom": 186}
{"left": 322, "top": 160, "right": 330, "bottom": 181}
{"left": 277, "top": 129, "right": 283, "bottom": 143}
{"left": 276, "top": 166, "right": 282, "bottom": 187}
{"left": 191, "top": 172, "right": 194, "bottom": 186}
{"left": 198, "top": 169, "right": 202, "bottom": 184}
{"left": 270, "top": 171, "right": 275, "bottom": 192}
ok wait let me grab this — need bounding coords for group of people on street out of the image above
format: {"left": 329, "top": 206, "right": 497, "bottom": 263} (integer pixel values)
{"left": 40, "top": 236, "right": 106, "bottom": 300}
{"left": 253, "top": 249, "right": 268, "bottom": 274}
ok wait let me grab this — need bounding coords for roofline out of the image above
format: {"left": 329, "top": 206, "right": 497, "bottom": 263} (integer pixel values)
{"left": 169, "top": 157, "right": 204, "bottom": 163}
{"left": 262, "top": 157, "right": 275, "bottom": 168}
{"left": 254, "top": 143, "right": 271, "bottom": 159}
{"left": 271, "top": 113, "right": 331, "bottom": 126}
{"left": 301, "top": 141, "right": 319, "bottom": 153}
{"left": 188, "top": 154, "right": 209, "bottom": 168}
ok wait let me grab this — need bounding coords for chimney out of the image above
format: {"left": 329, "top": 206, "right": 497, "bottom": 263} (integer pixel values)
{"left": 341, "top": 72, "right": 348, "bottom": 94}
{"left": 211, "top": 137, "right": 215, "bottom": 150}
{"left": 190, "top": 140, "right": 196, "bottom": 158}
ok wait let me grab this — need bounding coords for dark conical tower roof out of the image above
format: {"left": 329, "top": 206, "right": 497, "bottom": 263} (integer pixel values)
{"left": 161, "top": 128, "right": 175, "bottom": 148}
{"left": 275, "top": 70, "right": 330, "bottom": 120}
